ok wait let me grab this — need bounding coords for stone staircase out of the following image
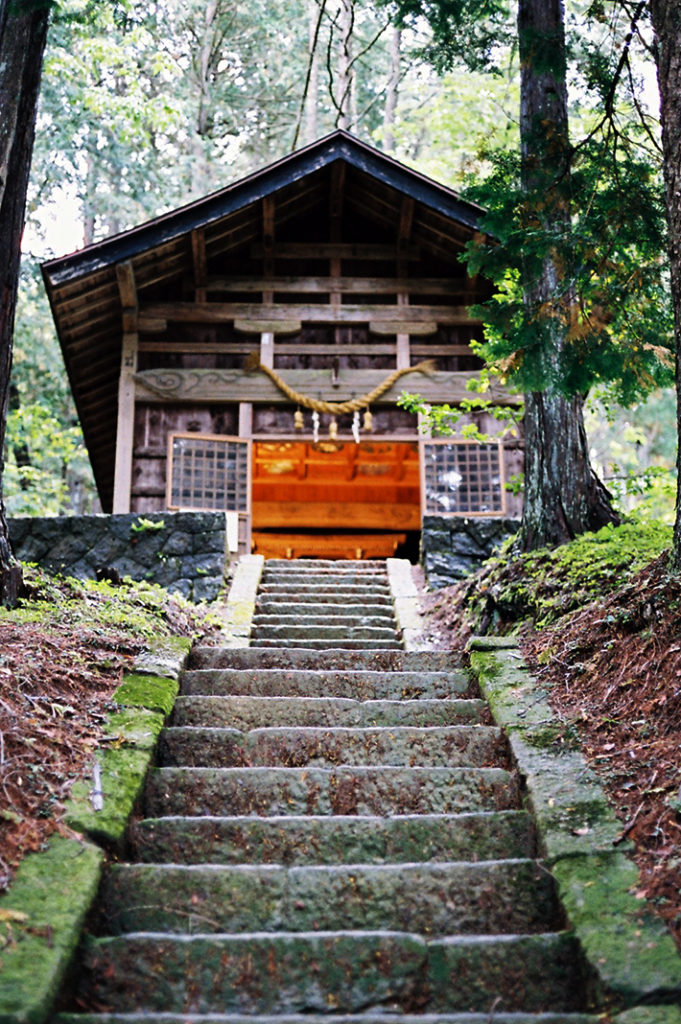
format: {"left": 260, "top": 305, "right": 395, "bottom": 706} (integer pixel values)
{"left": 250, "top": 559, "right": 403, "bottom": 650}
{"left": 55, "top": 559, "right": 602, "bottom": 1023}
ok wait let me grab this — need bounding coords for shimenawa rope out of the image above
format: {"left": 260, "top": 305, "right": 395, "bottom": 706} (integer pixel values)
{"left": 243, "top": 352, "right": 435, "bottom": 415}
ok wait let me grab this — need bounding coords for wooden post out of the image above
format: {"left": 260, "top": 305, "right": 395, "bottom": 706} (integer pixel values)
{"left": 261, "top": 197, "right": 275, "bottom": 368}
{"left": 191, "top": 228, "right": 207, "bottom": 302}
{"left": 396, "top": 197, "right": 414, "bottom": 369}
{"left": 238, "top": 403, "right": 253, "bottom": 552}
{"left": 113, "top": 261, "right": 138, "bottom": 513}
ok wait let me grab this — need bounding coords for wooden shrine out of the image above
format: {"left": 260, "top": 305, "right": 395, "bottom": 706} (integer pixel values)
{"left": 42, "top": 131, "right": 522, "bottom": 560}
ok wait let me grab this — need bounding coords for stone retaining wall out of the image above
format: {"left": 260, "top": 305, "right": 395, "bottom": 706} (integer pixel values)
{"left": 421, "top": 515, "right": 521, "bottom": 588}
{"left": 8, "top": 511, "right": 228, "bottom": 602}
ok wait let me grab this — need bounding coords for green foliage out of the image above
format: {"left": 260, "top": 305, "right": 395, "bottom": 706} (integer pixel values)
{"left": 130, "top": 517, "right": 166, "bottom": 534}
{"left": 381, "top": 0, "right": 513, "bottom": 74}
{"left": 4, "top": 403, "right": 92, "bottom": 516}
{"left": 385, "top": 0, "right": 672, "bottom": 409}
{"left": 463, "top": 137, "right": 673, "bottom": 402}
{"left": 585, "top": 388, "right": 677, "bottom": 522}
{"left": 398, "top": 388, "right": 522, "bottom": 439}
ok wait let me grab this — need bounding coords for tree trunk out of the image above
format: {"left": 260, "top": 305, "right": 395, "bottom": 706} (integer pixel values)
{"left": 0, "top": 0, "right": 51, "bottom": 605}
{"left": 649, "top": 1, "right": 681, "bottom": 570}
{"left": 304, "top": 0, "right": 320, "bottom": 144}
{"left": 383, "top": 26, "right": 401, "bottom": 153}
{"left": 517, "top": 0, "right": 618, "bottom": 549}
{"left": 336, "top": 0, "right": 354, "bottom": 130}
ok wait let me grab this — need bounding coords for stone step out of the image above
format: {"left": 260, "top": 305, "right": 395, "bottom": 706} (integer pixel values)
{"left": 261, "top": 573, "right": 389, "bottom": 588}
{"left": 180, "top": 669, "right": 474, "bottom": 700}
{"left": 251, "top": 611, "right": 396, "bottom": 628}
{"left": 55, "top": 1012, "right": 603, "bottom": 1024}
{"left": 101, "top": 859, "right": 561, "bottom": 937}
{"left": 172, "top": 695, "right": 490, "bottom": 729}
{"left": 256, "top": 592, "right": 394, "bottom": 607}
{"left": 265, "top": 559, "right": 388, "bottom": 569}
{"left": 256, "top": 585, "right": 393, "bottom": 598}
{"left": 130, "top": 810, "right": 536, "bottom": 866}
{"left": 249, "top": 624, "right": 399, "bottom": 641}
{"left": 159, "top": 725, "right": 508, "bottom": 769}
{"left": 76, "top": 931, "right": 586, "bottom": 1014}
{"left": 145, "top": 766, "right": 520, "bottom": 817}
{"left": 188, "top": 647, "right": 462, "bottom": 671}
{"left": 249, "top": 638, "right": 404, "bottom": 650}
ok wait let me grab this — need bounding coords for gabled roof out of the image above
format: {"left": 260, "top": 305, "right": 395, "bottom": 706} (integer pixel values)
{"left": 41, "top": 131, "right": 488, "bottom": 511}
{"left": 43, "top": 131, "right": 485, "bottom": 286}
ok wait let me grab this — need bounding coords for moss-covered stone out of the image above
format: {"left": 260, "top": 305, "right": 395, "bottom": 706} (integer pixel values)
{"left": 132, "top": 635, "right": 191, "bottom": 680}
{"left": 64, "top": 707, "right": 165, "bottom": 850}
{"left": 0, "top": 835, "right": 103, "bottom": 1024}
{"left": 114, "top": 673, "right": 179, "bottom": 716}
{"left": 468, "top": 641, "right": 681, "bottom": 1012}
{"left": 614, "top": 1007, "right": 681, "bottom": 1023}
{"left": 552, "top": 852, "right": 681, "bottom": 1007}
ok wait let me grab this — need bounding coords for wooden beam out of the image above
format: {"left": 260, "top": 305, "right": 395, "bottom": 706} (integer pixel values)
{"left": 138, "top": 340, "right": 405, "bottom": 355}
{"left": 252, "top": 501, "right": 421, "bottom": 530}
{"left": 330, "top": 162, "right": 345, "bottom": 224}
{"left": 115, "top": 261, "right": 138, "bottom": 333}
{"left": 234, "top": 319, "right": 301, "bottom": 335}
{"left": 205, "top": 276, "right": 464, "bottom": 296}
{"left": 397, "top": 197, "right": 414, "bottom": 259}
{"left": 191, "top": 229, "right": 207, "bottom": 302}
{"left": 138, "top": 317, "right": 167, "bottom": 333}
{"left": 139, "top": 301, "right": 477, "bottom": 326}
{"left": 113, "top": 332, "right": 138, "bottom": 513}
{"left": 250, "top": 242, "right": 420, "bottom": 260}
{"left": 134, "top": 367, "right": 520, "bottom": 406}
{"left": 370, "top": 321, "right": 437, "bottom": 336}
{"left": 262, "top": 196, "right": 275, "bottom": 255}
{"left": 113, "top": 260, "right": 140, "bottom": 512}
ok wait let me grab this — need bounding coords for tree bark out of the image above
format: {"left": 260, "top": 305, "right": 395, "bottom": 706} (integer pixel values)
{"left": 383, "top": 25, "right": 401, "bottom": 153}
{"left": 335, "top": 0, "right": 354, "bottom": 130}
{"left": 0, "top": 0, "right": 51, "bottom": 605}
{"left": 649, "top": 1, "right": 681, "bottom": 570}
{"left": 517, "top": 0, "right": 618, "bottom": 549}
{"left": 304, "top": 0, "right": 320, "bottom": 144}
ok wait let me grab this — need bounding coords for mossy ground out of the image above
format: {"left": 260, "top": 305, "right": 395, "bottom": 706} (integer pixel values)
{"left": 0, "top": 566, "right": 218, "bottom": 890}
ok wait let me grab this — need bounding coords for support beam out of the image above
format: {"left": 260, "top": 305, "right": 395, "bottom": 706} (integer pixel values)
{"left": 191, "top": 229, "right": 207, "bottom": 302}
{"left": 396, "top": 197, "right": 415, "bottom": 369}
{"left": 113, "top": 261, "right": 139, "bottom": 512}
{"left": 134, "top": 367, "right": 520, "bottom": 406}
{"left": 250, "top": 242, "right": 420, "bottom": 260}
{"left": 113, "top": 332, "right": 138, "bottom": 513}
{"left": 205, "top": 275, "right": 464, "bottom": 296}
{"left": 138, "top": 301, "right": 476, "bottom": 326}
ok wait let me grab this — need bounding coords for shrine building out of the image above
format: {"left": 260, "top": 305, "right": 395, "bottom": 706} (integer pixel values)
{"left": 42, "top": 131, "right": 522, "bottom": 562}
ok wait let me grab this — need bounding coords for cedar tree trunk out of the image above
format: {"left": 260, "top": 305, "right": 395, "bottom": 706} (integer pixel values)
{"left": 0, "top": 0, "right": 51, "bottom": 605}
{"left": 517, "top": 0, "right": 618, "bottom": 550}
{"left": 649, "top": 1, "right": 681, "bottom": 571}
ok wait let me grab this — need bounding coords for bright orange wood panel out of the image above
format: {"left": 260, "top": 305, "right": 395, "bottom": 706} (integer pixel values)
{"left": 252, "top": 440, "right": 420, "bottom": 531}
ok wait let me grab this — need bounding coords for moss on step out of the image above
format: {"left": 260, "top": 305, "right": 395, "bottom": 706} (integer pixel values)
{"left": 114, "top": 672, "right": 179, "bottom": 716}
{"left": 614, "top": 1007, "right": 681, "bottom": 1023}
{"left": 131, "top": 634, "right": 192, "bottom": 679}
{"left": 0, "top": 835, "right": 103, "bottom": 1024}
{"left": 63, "top": 697, "right": 167, "bottom": 851}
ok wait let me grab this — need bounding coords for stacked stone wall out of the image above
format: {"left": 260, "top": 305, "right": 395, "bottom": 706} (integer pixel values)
{"left": 421, "top": 515, "right": 521, "bottom": 588}
{"left": 8, "top": 512, "right": 228, "bottom": 602}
